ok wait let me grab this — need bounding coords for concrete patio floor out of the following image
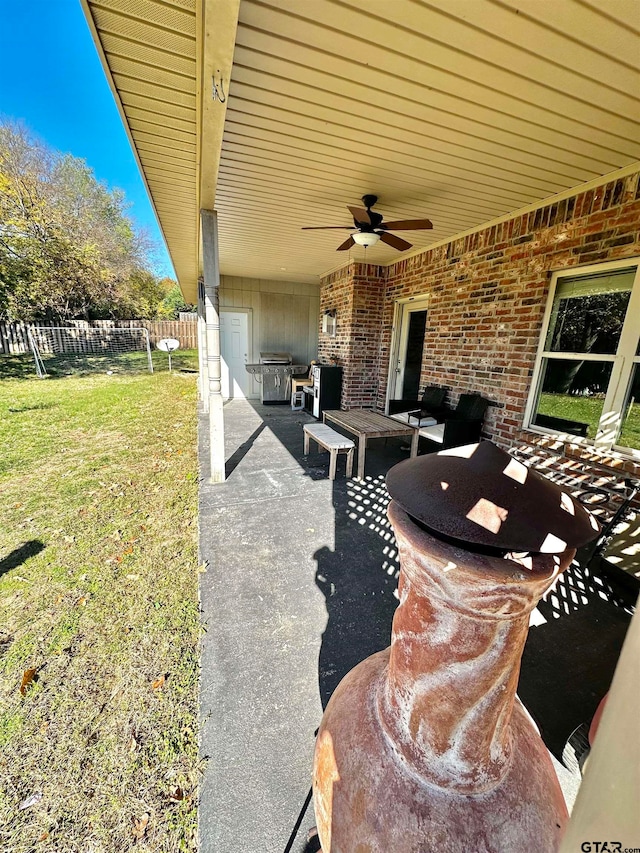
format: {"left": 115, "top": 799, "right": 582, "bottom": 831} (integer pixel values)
{"left": 197, "top": 399, "right": 632, "bottom": 853}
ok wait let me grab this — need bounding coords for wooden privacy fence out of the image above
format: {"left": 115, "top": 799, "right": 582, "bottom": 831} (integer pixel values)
{"left": 93, "top": 320, "right": 199, "bottom": 348}
{"left": 0, "top": 320, "right": 199, "bottom": 355}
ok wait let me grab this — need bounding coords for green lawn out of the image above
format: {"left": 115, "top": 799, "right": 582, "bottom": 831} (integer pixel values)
{"left": 0, "top": 351, "right": 201, "bottom": 852}
{"left": 538, "top": 392, "right": 640, "bottom": 450}
{"left": 15, "top": 348, "right": 197, "bottom": 379}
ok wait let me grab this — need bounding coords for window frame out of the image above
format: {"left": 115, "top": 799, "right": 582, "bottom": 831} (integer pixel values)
{"left": 524, "top": 257, "right": 640, "bottom": 459}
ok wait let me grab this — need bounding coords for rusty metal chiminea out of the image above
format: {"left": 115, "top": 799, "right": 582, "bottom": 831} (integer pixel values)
{"left": 312, "top": 441, "right": 599, "bottom": 852}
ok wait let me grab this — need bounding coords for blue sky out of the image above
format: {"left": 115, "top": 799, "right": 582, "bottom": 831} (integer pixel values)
{"left": 0, "top": 1, "right": 175, "bottom": 279}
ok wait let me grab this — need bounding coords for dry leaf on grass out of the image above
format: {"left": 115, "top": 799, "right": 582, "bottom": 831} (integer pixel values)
{"left": 152, "top": 675, "right": 166, "bottom": 690}
{"left": 132, "top": 812, "right": 150, "bottom": 840}
{"left": 169, "top": 787, "right": 184, "bottom": 802}
{"left": 76, "top": 596, "right": 88, "bottom": 607}
{"left": 20, "top": 668, "right": 37, "bottom": 696}
{"left": 38, "top": 831, "right": 49, "bottom": 841}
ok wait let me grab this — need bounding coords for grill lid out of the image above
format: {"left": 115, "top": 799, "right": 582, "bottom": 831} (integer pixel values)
{"left": 386, "top": 441, "right": 599, "bottom": 554}
{"left": 260, "top": 351, "right": 292, "bottom": 364}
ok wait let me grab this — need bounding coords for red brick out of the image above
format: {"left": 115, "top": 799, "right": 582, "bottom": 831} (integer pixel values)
{"left": 319, "top": 182, "right": 640, "bottom": 433}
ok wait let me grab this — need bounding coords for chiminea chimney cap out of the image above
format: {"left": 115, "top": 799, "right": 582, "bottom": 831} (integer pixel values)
{"left": 386, "top": 441, "right": 599, "bottom": 554}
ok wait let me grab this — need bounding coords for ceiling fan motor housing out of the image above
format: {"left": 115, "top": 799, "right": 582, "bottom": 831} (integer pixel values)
{"left": 355, "top": 195, "right": 383, "bottom": 230}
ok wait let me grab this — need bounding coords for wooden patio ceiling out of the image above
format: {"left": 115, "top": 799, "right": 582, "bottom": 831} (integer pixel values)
{"left": 82, "top": 0, "right": 640, "bottom": 303}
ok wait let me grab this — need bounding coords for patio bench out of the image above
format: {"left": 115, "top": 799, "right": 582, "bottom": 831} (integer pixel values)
{"left": 303, "top": 423, "right": 354, "bottom": 480}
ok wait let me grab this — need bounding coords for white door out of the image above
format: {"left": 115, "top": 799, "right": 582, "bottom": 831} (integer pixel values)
{"left": 220, "top": 311, "right": 252, "bottom": 399}
{"left": 390, "top": 297, "right": 430, "bottom": 401}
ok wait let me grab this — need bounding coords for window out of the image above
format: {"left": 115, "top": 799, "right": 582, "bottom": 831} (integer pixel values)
{"left": 526, "top": 260, "right": 640, "bottom": 456}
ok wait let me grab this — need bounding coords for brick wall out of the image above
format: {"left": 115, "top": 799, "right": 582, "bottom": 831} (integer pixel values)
{"left": 319, "top": 262, "right": 385, "bottom": 408}
{"left": 320, "top": 172, "right": 640, "bottom": 456}
{"left": 383, "top": 172, "right": 640, "bottom": 447}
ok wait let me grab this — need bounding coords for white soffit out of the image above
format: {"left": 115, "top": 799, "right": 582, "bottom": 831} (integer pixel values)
{"left": 82, "top": 0, "right": 199, "bottom": 297}
{"left": 84, "top": 0, "right": 640, "bottom": 302}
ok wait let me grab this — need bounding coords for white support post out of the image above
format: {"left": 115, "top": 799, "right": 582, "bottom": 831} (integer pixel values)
{"left": 197, "top": 278, "right": 209, "bottom": 408}
{"left": 201, "top": 209, "right": 226, "bottom": 483}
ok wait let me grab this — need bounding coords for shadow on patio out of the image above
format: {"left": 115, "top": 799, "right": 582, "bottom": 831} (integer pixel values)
{"left": 197, "top": 400, "right": 635, "bottom": 853}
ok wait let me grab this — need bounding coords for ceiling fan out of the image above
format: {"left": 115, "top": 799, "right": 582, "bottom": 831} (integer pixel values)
{"left": 302, "top": 194, "right": 433, "bottom": 251}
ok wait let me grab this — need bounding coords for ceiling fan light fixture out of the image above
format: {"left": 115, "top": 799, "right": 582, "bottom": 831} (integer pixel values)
{"left": 352, "top": 231, "right": 381, "bottom": 247}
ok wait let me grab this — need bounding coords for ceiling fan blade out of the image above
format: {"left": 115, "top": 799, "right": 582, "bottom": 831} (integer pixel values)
{"left": 301, "top": 225, "right": 354, "bottom": 230}
{"left": 379, "top": 232, "right": 412, "bottom": 251}
{"left": 336, "top": 236, "right": 356, "bottom": 251}
{"left": 382, "top": 218, "right": 433, "bottom": 230}
{"left": 347, "top": 205, "right": 371, "bottom": 226}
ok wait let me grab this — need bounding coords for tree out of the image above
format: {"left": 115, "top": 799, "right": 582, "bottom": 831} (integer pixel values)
{"left": 157, "top": 282, "right": 195, "bottom": 319}
{"left": 115, "top": 269, "right": 170, "bottom": 319}
{"left": 0, "top": 121, "right": 153, "bottom": 322}
{"left": 548, "top": 291, "right": 629, "bottom": 394}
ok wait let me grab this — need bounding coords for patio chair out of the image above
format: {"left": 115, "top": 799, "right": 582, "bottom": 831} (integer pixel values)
{"left": 417, "top": 393, "right": 490, "bottom": 452}
{"left": 388, "top": 385, "right": 447, "bottom": 418}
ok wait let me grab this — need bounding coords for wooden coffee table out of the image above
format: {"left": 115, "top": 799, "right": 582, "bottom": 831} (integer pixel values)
{"left": 322, "top": 408, "right": 419, "bottom": 480}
